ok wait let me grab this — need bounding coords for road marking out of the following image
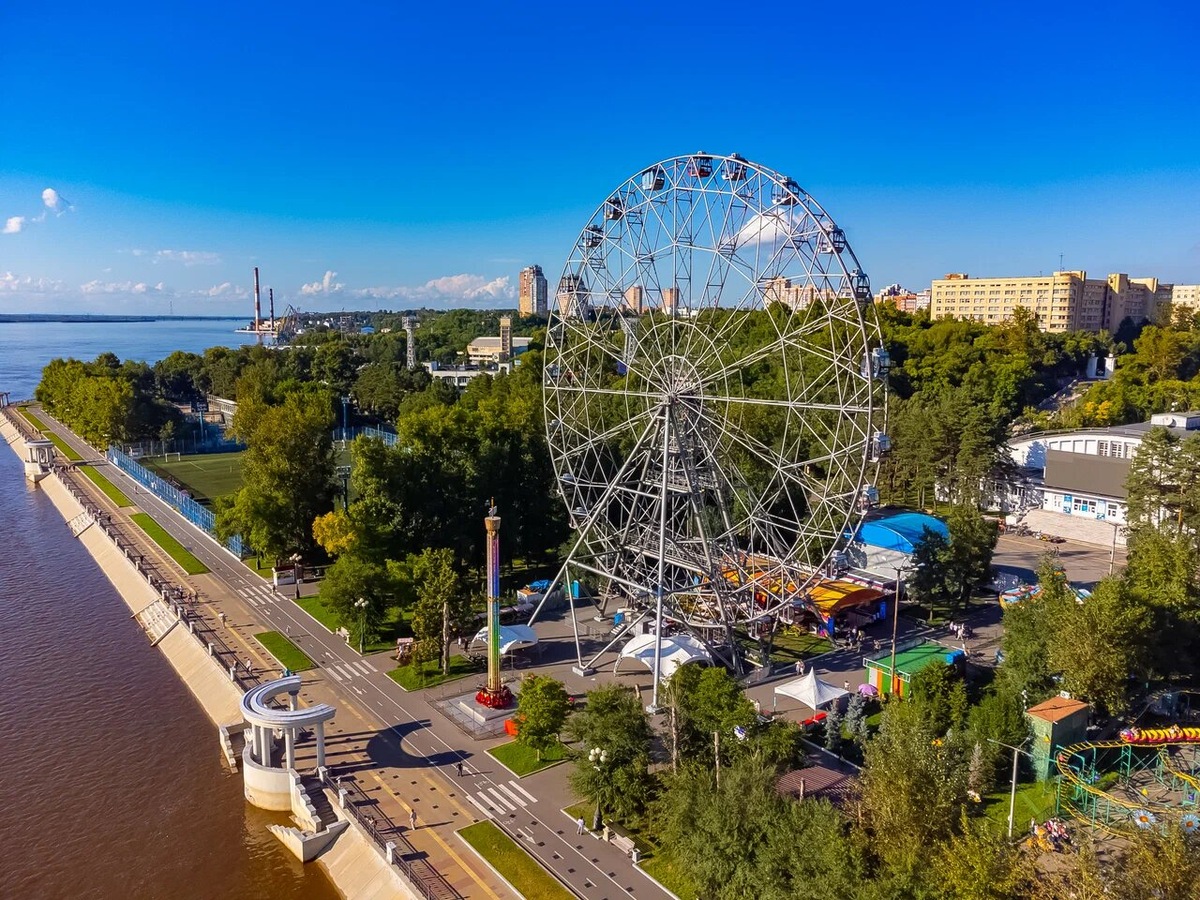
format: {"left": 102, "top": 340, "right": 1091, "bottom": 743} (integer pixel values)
{"left": 325, "top": 667, "right": 342, "bottom": 682}
{"left": 486, "top": 787, "right": 517, "bottom": 813}
{"left": 350, "top": 660, "right": 371, "bottom": 676}
{"left": 466, "top": 794, "right": 494, "bottom": 819}
{"left": 496, "top": 783, "right": 528, "bottom": 808}
{"left": 506, "top": 780, "right": 537, "bottom": 804}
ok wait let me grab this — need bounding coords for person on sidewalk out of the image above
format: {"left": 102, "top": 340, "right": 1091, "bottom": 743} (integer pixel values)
{"left": 409, "top": 809, "right": 418, "bottom": 830}
{"left": 576, "top": 816, "right": 586, "bottom": 835}
{"left": 456, "top": 762, "right": 465, "bottom": 777}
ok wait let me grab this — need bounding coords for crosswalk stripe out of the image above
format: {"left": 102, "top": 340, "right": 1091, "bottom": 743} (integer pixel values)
{"left": 334, "top": 664, "right": 353, "bottom": 680}
{"left": 506, "top": 781, "right": 537, "bottom": 804}
{"left": 351, "top": 661, "right": 371, "bottom": 676}
{"left": 486, "top": 787, "right": 517, "bottom": 813}
{"left": 466, "top": 794, "right": 494, "bottom": 819}
{"left": 363, "top": 661, "right": 377, "bottom": 673}
{"left": 496, "top": 783, "right": 527, "bottom": 807}
{"left": 325, "top": 667, "right": 342, "bottom": 682}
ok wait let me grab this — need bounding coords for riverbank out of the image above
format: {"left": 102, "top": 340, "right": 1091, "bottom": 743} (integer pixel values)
{"left": 0, "top": 411, "right": 411, "bottom": 900}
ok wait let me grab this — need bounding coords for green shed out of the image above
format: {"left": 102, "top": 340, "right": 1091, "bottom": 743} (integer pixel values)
{"left": 864, "top": 641, "right": 965, "bottom": 698}
{"left": 1026, "top": 696, "right": 1090, "bottom": 781}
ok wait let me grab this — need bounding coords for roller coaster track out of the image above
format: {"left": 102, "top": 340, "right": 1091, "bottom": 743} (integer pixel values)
{"left": 1056, "top": 739, "right": 1200, "bottom": 835}
{"left": 1158, "top": 747, "right": 1200, "bottom": 797}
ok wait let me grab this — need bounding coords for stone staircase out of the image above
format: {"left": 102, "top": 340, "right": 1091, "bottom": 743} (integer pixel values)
{"left": 68, "top": 511, "right": 95, "bottom": 537}
{"left": 303, "top": 774, "right": 338, "bottom": 831}
{"left": 135, "top": 599, "right": 178, "bottom": 644}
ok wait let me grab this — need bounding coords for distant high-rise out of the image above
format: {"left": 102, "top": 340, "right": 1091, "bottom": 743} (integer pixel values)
{"left": 557, "top": 274, "right": 587, "bottom": 317}
{"left": 519, "top": 265, "right": 548, "bottom": 317}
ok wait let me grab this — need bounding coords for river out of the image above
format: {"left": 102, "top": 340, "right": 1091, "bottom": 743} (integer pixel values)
{"left": 0, "top": 318, "right": 339, "bottom": 899}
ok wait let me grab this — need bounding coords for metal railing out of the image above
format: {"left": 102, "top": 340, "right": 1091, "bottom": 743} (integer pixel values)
{"left": 106, "top": 444, "right": 247, "bottom": 557}
{"left": 320, "top": 770, "right": 460, "bottom": 900}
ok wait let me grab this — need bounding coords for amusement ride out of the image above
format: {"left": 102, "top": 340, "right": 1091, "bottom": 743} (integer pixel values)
{"left": 528, "top": 152, "right": 889, "bottom": 707}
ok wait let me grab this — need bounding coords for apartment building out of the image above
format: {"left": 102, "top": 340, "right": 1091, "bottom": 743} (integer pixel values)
{"left": 518, "top": 265, "right": 548, "bottom": 317}
{"left": 930, "top": 271, "right": 1180, "bottom": 333}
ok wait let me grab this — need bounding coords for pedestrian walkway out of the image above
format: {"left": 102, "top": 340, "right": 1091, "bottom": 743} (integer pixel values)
{"left": 462, "top": 779, "right": 537, "bottom": 820}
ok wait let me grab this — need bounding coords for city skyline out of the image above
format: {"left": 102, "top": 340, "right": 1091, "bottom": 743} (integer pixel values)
{"left": 3, "top": 1, "right": 1199, "bottom": 315}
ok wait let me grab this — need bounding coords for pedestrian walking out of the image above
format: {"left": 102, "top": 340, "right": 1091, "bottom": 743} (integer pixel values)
{"left": 575, "top": 816, "right": 586, "bottom": 835}
{"left": 244, "top": 659, "right": 254, "bottom": 676}
{"left": 456, "top": 761, "right": 465, "bottom": 777}
{"left": 794, "top": 659, "right": 803, "bottom": 676}
{"left": 219, "top": 611, "right": 227, "bottom": 627}
{"left": 409, "top": 809, "right": 418, "bottom": 830}
{"left": 843, "top": 680, "right": 850, "bottom": 692}
{"left": 285, "top": 624, "right": 291, "bottom": 638}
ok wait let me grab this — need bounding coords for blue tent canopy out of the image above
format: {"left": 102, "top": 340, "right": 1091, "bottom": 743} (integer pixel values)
{"left": 855, "top": 512, "right": 949, "bottom": 553}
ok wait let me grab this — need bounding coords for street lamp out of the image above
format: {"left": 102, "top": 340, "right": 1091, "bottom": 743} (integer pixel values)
{"left": 588, "top": 746, "right": 609, "bottom": 831}
{"left": 354, "top": 597, "right": 369, "bottom": 656}
{"left": 889, "top": 565, "right": 909, "bottom": 697}
{"left": 988, "top": 737, "right": 1033, "bottom": 839}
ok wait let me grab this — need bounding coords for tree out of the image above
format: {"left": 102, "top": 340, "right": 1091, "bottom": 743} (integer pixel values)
{"left": 996, "top": 556, "right": 1069, "bottom": 704}
{"left": 944, "top": 505, "right": 999, "bottom": 607}
{"left": 823, "top": 703, "right": 844, "bottom": 757}
{"left": 859, "top": 697, "right": 969, "bottom": 877}
{"left": 567, "top": 684, "right": 654, "bottom": 828}
{"left": 844, "top": 692, "right": 869, "bottom": 750}
{"left": 318, "top": 555, "right": 394, "bottom": 650}
{"left": 515, "top": 674, "right": 570, "bottom": 761}
{"left": 215, "top": 389, "right": 337, "bottom": 560}
{"left": 653, "top": 759, "right": 866, "bottom": 900}
{"left": 403, "top": 547, "right": 474, "bottom": 675}
{"left": 908, "top": 526, "right": 953, "bottom": 620}
{"left": 1125, "top": 524, "right": 1200, "bottom": 676}
{"left": 930, "top": 813, "right": 1032, "bottom": 900}
{"left": 1047, "top": 577, "right": 1148, "bottom": 714}
{"left": 662, "top": 665, "right": 756, "bottom": 769}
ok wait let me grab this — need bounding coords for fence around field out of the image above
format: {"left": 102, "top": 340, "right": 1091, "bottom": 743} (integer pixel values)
{"left": 107, "top": 445, "right": 247, "bottom": 558}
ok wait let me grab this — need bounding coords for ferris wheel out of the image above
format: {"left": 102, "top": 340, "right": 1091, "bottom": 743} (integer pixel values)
{"left": 531, "top": 152, "right": 888, "bottom": 690}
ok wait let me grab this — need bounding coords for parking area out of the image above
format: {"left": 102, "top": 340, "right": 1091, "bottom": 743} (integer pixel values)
{"left": 993, "top": 532, "right": 1126, "bottom": 590}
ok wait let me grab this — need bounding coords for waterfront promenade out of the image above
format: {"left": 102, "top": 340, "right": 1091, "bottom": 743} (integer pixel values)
{"left": 18, "top": 407, "right": 670, "bottom": 900}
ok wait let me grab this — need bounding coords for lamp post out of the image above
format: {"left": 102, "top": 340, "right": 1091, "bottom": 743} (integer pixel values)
{"left": 354, "top": 597, "right": 368, "bottom": 656}
{"left": 889, "top": 565, "right": 909, "bottom": 697}
{"left": 340, "top": 395, "right": 350, "bottom": 441}
{"left": 588, "top": 747, "right": 609, "bottom": 831}
{"left": 988, "top": 737, "right": 1032, "bottom": 839}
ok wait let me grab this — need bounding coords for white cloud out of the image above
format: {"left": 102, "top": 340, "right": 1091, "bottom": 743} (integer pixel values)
{"left": 42, "top": 188, "right": 70, "bottom": 213}
{"left": 3, "top": 216, "right": 25, "bottom": 234}
{"left": 80, "top": 279, "right": 168, "bottom": 295}
{"left": 202, "top": 281, "right": 249, "bottom": 299}
{"left": 0, "top": 271, "right": 67, "bottom": 292}
{"left": 348, "top": 273, "right": 516, "bottom": 307}
{"left": 300, "top": 270, "right": 345, "bottom": 295}
{"left": 155, "top": 249, "right": 221, "bottom": 266}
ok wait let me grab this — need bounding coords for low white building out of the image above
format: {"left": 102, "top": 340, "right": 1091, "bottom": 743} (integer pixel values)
{"left": 1004, "top": 411, "right": 1200, "bottom": 528}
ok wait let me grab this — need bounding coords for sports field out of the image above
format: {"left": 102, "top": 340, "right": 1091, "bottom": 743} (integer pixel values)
{"left": 144, "top": 448, "right": 353, "bottom": 504}
{"left": 144, "top": 451, "right": 245, "bottom": 503}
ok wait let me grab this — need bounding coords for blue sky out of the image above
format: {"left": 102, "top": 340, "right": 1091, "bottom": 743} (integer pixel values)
{"left": 2, "top": 1, "right": 1199, "bottom": 315}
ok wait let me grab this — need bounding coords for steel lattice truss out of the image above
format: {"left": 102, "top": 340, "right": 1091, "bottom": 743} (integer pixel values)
{"left": 533, "top": 153, "right": 887, "bottom": 674}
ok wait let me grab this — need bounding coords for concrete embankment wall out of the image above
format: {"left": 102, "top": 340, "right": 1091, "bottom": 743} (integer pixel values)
{"left": 0, "top": 416, "right": 243, "bottom": 727}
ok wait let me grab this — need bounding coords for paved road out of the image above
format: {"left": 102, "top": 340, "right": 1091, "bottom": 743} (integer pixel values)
{"left": 41, "top": 412, "right": 662, "bottom": 900}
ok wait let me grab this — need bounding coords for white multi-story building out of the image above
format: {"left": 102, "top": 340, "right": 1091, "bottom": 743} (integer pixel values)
{"left": 1002, "top": 412, "right": 1200, "bottom": 538}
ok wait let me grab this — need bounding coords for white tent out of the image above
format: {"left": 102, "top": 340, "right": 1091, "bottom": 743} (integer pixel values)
{"left": 774, "top": 669, "right": 850, "bottom": 710}
{"left": 471, "top": 624, "right": 539, "bottom": 655}
{"left": 615, "top": 632, "right": 712, "bottom": 681}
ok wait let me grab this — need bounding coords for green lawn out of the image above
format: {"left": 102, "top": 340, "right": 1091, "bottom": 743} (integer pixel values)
{"left": 129, "top": 512, "right": 210, "bottom": 575}
{"left": 981, "top": 780, "right": 1059, "bottom": 834}
{"left": 294, "top": 593, "right": 407, "bottom": 654}
{"left": 489, "top": 740, "right": 571, "bottom": 777}
{"left": 16, "top": 408, "right": 85, "bottom": 460}
{"left": 254, "top": 631, "right": 315, "bottom": 672}
{"left": 388, "top": 654, "right": 481, "bottom": 691}
{"left": 769, "top": 627, "right": 834, "bottom": 662}
{"left": 458, "top": 821, "right": 573, "bottom": 900}
{"left": 80, "top": 464, "right": 133, "bottom": 507}
{"left": 641, "top": 851, "right": 700, "bottom": 900}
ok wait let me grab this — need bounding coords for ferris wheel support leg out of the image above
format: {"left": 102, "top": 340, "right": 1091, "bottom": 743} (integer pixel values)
{"left": 649, "top": 407, "right": 672, "bottom": 714}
